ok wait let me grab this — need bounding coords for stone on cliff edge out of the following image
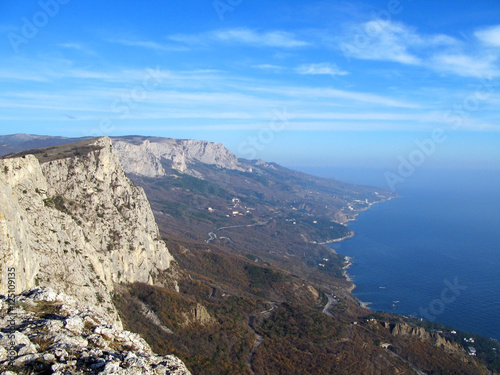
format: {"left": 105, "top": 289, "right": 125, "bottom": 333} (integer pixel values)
{"left": 0, "top": 288, "right": 191, "bottom": 374}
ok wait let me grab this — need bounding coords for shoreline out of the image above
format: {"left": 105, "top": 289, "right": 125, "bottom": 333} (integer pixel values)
{"left": 316, "top": 232, "right": 355, "bottom": 245}
{"left": 341, "top": 256, "right": 373, "bottom": 309}
{"left": 330, "top": 197, "right": 397, "bottom": 309}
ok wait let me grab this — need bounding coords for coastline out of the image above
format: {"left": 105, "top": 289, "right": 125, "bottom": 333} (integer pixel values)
{"left": 316, "top": 232, "right": 355, "bottom": 245}
{"left": 342, "top": 256, "right": 355, "bottom": 290}
{"left": 342, "top": 255, "right": 373, "bottom": 309}
{"left": 330, "top": 197, "right": 397, "bottom": 309}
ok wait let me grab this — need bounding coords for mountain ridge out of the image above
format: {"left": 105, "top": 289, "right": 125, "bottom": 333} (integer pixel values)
{"left": 112, "top": 135, "right": 249, "bottom": 178}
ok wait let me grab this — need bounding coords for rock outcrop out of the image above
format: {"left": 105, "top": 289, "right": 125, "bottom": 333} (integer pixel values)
{"left": 0, "top": 288, "right": 190, "bottom": 374}
{"left": 112, "top": 136, "right": 248, "bottom": 178}
{"left": 385, "top": 322, "right": 464, "bottom": 354}
{"left": 181, "top": 304, "right": 215, "bottom": 327}
{"left": 0, "top": 137, "right": 174, "bottom": 327}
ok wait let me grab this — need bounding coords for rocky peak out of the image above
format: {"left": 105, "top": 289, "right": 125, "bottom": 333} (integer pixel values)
{"left": 111, "top": 136, "right": 249, "bottom": 178}
{"left": 0, "top": 137, "right": 175, "bottom": 327}
{"left": 0, "top": 288, "right": 190, "bottom": 374}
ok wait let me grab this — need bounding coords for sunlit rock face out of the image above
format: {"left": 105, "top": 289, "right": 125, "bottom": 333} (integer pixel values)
{"left": 112, "top": 136, "right": 249, "bottom": 178}
{"left": 0, "top": 137, "right": 174, "bottom": 328}
{"left": 0, "top": 288, "right": 191, "bottom": 374}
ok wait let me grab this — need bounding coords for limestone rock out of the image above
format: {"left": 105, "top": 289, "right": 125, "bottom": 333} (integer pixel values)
{"left": 112, "top": 136, "right": 249, "bottom": 178}
{"left": 0, "top": 288, "right": 191, "bottom": 374}
{"left": 0, "top": 137, "right": 175, "bottom": 327}
{"left": 386, "top": 321, "right": 464, "bottom": 354}
{"left": 182, "top": 303, "right": 215, "bottom": 327}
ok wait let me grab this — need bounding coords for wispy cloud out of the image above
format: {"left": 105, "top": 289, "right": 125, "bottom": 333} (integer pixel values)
{"left": 338, "top": 20, "right": 500, "bottom": 78}
{"left": 339, "top": 20, "right": 424, "bottom": 64}
{"left": 247, "top": 86, "right": 418, "bottom": 108}
{"left": 430, "top": 53, "right": 499, "bottom": 78}
{"left": 105, "top": 38, "right": 187, "bottom": 52}
{"left": 475, "top": 25, "right": 500, "bottom": 48}
{"left": 170, "top": 28, "right": 309, "bottom": 48}
{"left": 296, "top": 63, "right": 348, "bottom": 76}
{"left": 0, "top": 70, "right": 49, "bottom": 82}
{"left": 252, "top": 64, "right": 286, "bottom": 71}
{"left": 58, "top": 43, "right": 96, "bottom": 55}
{"left": 214, "top": 29, "right": 309, "bottom": 48}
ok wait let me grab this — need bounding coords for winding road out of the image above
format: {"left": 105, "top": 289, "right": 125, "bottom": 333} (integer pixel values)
{"left": 322, "top": 293, "right": 338, "bottom": 317}
{"left": 247, "top": 302, "right": 278, "bottom": 374}
{"left": 205, "top": 221, "right": 269, "bottom": 243}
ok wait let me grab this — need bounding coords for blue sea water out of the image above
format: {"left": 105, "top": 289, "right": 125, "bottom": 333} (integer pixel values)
{"left": 295, "top": 166, "right": 500, "bottom": 341}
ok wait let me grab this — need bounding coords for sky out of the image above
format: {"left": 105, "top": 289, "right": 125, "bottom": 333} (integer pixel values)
{"left": 1, "top": 0, "right": 500, "bottom": 179}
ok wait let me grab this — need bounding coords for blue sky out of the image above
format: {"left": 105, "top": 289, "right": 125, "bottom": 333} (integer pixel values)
{"left": 1, "top": 0, "right": 500, "bottom": 175}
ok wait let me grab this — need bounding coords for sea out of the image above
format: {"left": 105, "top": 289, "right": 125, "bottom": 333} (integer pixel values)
{"left": 294, "top": 166, "right": 500, "bottom": 342}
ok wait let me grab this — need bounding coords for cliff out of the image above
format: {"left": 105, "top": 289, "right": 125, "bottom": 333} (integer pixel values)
{"left": 385, "top": 322, "right": 465, "bottom": 354}
{"left": 112, "top": 136, "right": 249, "bottom": 178}
{"left": 0, "top": 137, "right": 174, "bottom": 327}
{"left": 0, "top": 288, "right": 190, "bottom": 374}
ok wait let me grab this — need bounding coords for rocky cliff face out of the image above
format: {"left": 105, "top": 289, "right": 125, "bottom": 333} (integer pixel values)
{"left": 385, "top": 322, "right": 464, "bottom": 354}
{"left": 0, "top": 137, "right": 174, "bottom": 327}
{"left": 0, "top": 288, "right": 190, "bottom": 374}
{"left": 112, "top": 136, "right": 248, "bottom": 178}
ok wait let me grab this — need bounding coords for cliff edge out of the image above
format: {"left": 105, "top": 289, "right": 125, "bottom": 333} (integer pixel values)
{"left": 0, "top": 288, "right": 190, "bottom": 374}
{"left": 112, "top": 136, "right": 249, "bottom": 178}
{"left": 0, "top": 137, "right": 175, "bottom": 328}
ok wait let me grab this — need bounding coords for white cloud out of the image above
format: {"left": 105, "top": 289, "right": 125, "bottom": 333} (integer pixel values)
{"left": 58, "top": 43, "right": 96, "bottom": 55}
{"left": 247, "top": 86, "right": 418, "bottom": 108}
{"left": 252, "top": 64, "right": 286, "bottom": 71}
{"left": 296, "top": 63, "right": 348, "bottom": 76}
{"left": 430, "top": 53, "right": 499, "bottom": 78}
{"left": 340, "top": 20, "right": 422, "bottom": 64}
{"left": 475, "top": 25, "right": 500, "bottom": 47}
{"left": 0, "top": 70, "right": 48, "bottom": 82}
{"left": 106, "top": 38, "right": 187, "bottom": 52}
{"left": 170, "top": 28, "right": 309, "bottom": 48}
{"left": 339, "top": 20, "right": 500, "bottom": 78}
{"left": 213, "top": 29, "right": 309, "bottom": 48}
{"left": 291, "top": 112, "right": 432, "bottom": 121}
